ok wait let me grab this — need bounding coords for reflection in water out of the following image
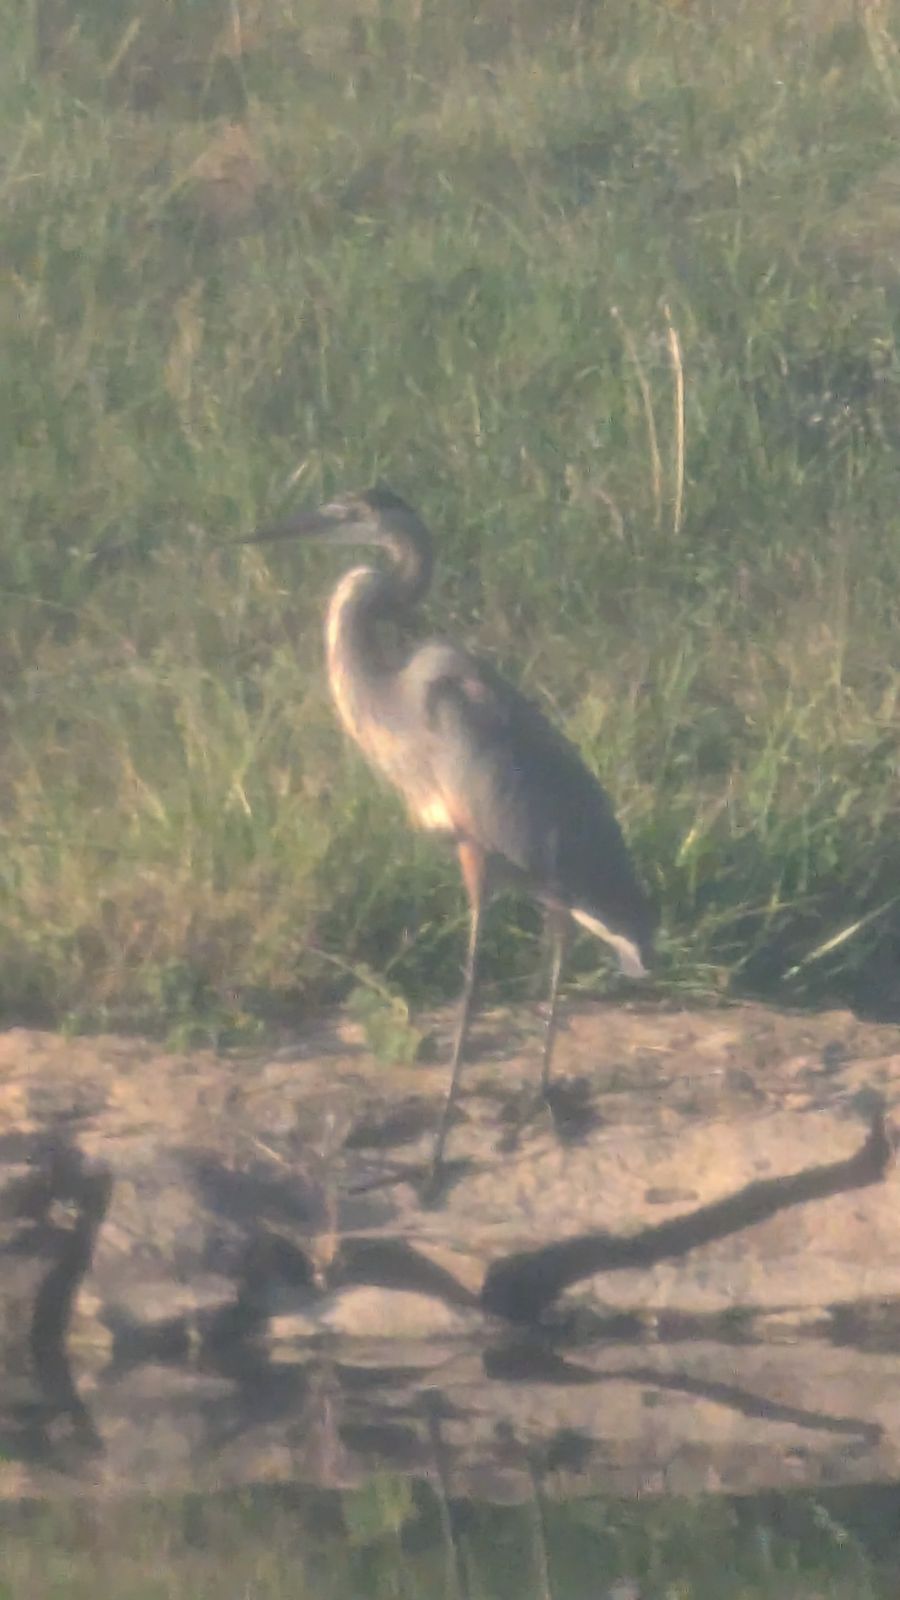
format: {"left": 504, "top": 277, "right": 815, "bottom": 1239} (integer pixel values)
{"left": 3, "top": 1319, "right": 900, "bottom": 1596}
{"left": 6, "top": 1331, "right": 895, "bottom": 1502}
{"left": 0, "top": 1441, "right": 899, "bottom": 1598}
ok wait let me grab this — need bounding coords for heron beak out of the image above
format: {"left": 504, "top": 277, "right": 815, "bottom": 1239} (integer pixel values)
{"left": 238, "top": 506, "right": 346, "bottom": 545}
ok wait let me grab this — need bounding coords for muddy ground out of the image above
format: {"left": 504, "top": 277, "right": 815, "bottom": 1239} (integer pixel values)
{"left": 2, "top": 998, "right": 900, "bottom": 1500}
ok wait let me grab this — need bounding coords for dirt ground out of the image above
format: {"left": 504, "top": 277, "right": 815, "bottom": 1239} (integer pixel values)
{"left": 2, "top": 998, "right": 900, "bottom": 1500}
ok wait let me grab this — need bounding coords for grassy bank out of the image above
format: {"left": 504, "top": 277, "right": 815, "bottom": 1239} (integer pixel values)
{"left": 3, "top": 0, "right": 900, "bottom": 1037}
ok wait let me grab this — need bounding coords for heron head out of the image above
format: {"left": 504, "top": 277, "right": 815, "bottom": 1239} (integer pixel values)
{"left": 244, "top": 482, "right": 423, "bottom": 550}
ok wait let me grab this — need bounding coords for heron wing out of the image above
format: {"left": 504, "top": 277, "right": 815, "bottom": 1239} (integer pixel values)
{"left": 421, "top": 655, "right": 653, "bottom": 956}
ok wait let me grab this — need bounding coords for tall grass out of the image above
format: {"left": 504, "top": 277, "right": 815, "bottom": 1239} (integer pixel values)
{"left": 3, "top": 0, "right": 900, "bottom": 1035}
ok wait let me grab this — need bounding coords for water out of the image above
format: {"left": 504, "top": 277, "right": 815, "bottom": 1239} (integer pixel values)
{"left": 2, "top": 1323, "right": 900, "bottom": 1598}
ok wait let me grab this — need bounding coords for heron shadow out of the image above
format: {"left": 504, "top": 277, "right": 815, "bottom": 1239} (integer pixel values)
{"left": 495, "top": 1075, "right": 604, "bottom": 1155}
{"left": 418, "top": 1157, "right": 477, "bottom": 1209}
{"left": 345, "top": 1097, "right": 436, "bottom": 1151}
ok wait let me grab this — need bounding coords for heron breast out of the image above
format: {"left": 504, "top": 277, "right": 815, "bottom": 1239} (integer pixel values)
{"left": 328, "top": 668, "right": 453, "bottom": 830}
{"left": 412, "top": 793, "right": 456, "bottom": 832}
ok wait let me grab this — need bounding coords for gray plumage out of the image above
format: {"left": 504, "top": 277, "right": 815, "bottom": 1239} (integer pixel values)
{"left": 245, "top": 484, "right": 654, "bottom": 1182}
{"left": 422, "top": 654, "right": 653, "bottom": 964}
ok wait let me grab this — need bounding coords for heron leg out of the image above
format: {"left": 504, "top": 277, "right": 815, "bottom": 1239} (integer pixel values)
{"left": 539, "top": 910, "right": 569, "bottom": 1099}
{"left": 429, "top": 841, "right": 486, "bottom": 1178}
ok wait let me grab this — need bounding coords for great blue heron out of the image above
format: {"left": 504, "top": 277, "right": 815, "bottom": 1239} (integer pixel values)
{"left": 245, "top": 485, "right": 654, "bottom": 1178}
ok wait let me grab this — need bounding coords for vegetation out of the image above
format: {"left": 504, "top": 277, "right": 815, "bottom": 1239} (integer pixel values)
{"left": 3, "top": 0, "right": 900, "bottom": 1038}
{"left": 1, "top": 1475, "right": 898, "bottom": 1600}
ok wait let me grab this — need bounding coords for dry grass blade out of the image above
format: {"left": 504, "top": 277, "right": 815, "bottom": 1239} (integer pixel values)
{"left": 612, "top": 304, "right": 663, "bottom": 532}
{"left": 663, "top": 301, "right": 685, "bottom": 537}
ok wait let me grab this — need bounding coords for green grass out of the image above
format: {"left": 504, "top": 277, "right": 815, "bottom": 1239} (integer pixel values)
{"left": 0, "top": 1477, "right": 897, "bottom": 1599}
{"left": 3, "top": 0, "right": 900, "bottom": 1036}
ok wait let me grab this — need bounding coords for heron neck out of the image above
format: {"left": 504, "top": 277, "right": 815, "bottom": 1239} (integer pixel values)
{"left": 324, "top": 566, "right": 393, "bottom": 692}
{"left": 325, "top": 529, "right": 431, "bottom": 665}
{"left": 325, "top": 565, "right": 411, "bottom": 752}
{"left": 323, "top": 525, "right": 432, "bottom": 734}
{"left": 383, "top": 520, "right": 433, "bottom": 608}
